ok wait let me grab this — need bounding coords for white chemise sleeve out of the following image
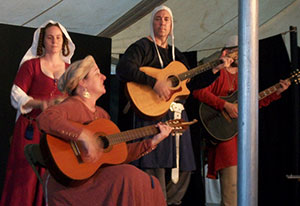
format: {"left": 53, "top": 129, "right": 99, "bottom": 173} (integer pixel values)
{"left": 11, "top": 84, "right": 34, "bottom": 120}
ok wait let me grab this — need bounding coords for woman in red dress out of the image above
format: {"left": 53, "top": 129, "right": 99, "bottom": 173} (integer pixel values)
{"left": 193, "top": 35, "right": 291, "bottom": 206}
{"left": 0, "top": 20, "right": 75, "bottom": 206}
{"left": 37, "top": 55, "right": 172, "bottom": 206}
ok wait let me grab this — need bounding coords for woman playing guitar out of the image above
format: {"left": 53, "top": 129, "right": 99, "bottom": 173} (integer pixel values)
{"left": 192, "top": 35, "right": 291, "bottom": 206}
{"left": 37, "top": 55, "right": 173, "bottom": 206}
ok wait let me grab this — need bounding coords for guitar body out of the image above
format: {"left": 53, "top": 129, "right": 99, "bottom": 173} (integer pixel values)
{"left": 126, "top": 61, "right": 190, "bottom": 119}
{"left": 40, "top": 117, "right": 196, "bottom": 186}
{"left": 199, "top": 91, "right": 238, "bottom": 142}
{"left": 40, "top": 118, "right": 128, "bottom": 186}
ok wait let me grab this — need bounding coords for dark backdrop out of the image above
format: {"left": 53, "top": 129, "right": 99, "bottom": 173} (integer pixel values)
{"left": 257, "top": 34, "right": 298, "bottom": 206}
{"left": 0, "top": 23, "right": 111, "bottom": 196}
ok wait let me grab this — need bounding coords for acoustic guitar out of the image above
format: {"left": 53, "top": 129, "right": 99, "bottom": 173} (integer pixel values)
{"left": 199, "top": 69, "right": 300, "bottom": 143}
{"left": 40, "top": 118, "right": 197, "bottom": 186}
{"left": 126, "top": 51, "right": 238, "bottom": 119}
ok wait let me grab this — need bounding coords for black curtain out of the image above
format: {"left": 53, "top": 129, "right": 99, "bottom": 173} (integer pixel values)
{"left": 258, "top": 34, "right": 295, "bottom": 206}
{"left": 182, "top": 51, "right": 207, "bottom": 206}
{"left": 116, "top": 54, "right": 136, "bottom": 132}
{"left": 0, "top": 23, "right": 111, "bottom": 195}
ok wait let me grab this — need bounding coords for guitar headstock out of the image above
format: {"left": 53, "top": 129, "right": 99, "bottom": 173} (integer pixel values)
{"left": 165, "top": 119, "right": 198, "bottom": 135}
{"left": 290, "top": 69, "right": 300, "bottom": 85}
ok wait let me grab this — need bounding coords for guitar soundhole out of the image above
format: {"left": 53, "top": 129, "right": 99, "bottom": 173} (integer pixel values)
{"left": 168, "top": 75, "right": 179, "bottom": 88}
{"left": 99, "top": 136, "right": 109, "bottom": 149}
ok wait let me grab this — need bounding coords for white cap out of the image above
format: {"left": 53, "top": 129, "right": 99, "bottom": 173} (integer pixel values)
{"left": 225, "top": 35, "right": 238, "bottom": 48}
{"left": 150, "top": 5, "right": 175, "bottom": 68}
{"left": 19, "top": 20, "right": 75, "bottom": 67}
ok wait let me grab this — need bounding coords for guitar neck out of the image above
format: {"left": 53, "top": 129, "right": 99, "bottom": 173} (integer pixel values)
{"left": 107, "top": 125, "right": 159, "bottom": 145}
{"left": 178, "top": 59, "right": 222, "bottom": 81}
{"left": 259, "top": 77, "right": 290, "bottom": 100}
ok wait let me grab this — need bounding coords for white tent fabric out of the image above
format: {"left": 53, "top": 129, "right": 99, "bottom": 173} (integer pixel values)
{"left": 111, "top": 0, "right": 300, "bottom": 60}
{"left": 1, "top": 0, "right": 299, "bottom": 62}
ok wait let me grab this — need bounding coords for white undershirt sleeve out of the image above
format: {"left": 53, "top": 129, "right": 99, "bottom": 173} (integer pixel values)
{"left": 11, "top": 84, "right": 34, "bottom": 120}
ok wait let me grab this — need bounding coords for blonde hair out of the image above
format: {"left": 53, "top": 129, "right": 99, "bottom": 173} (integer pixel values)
{"left": 58, "top": 55, "right": 96, "bottom": 95}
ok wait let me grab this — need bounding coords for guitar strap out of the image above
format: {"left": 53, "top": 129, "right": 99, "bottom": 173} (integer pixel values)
{"left": 170, "top": 102, "right": 184, "bottom": 184}
{"left": 122, "top": 101, "right": 131, "bottom": 114}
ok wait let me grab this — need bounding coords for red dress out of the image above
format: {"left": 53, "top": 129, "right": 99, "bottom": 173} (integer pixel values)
{"left": 193, "top": 68, "right": 281, "bottom": 179}
{"left": 36, "top": 97, "right": 166, "bottom": 206}
{"left": 0, "top": 58, "right": 69, "bottom": 206}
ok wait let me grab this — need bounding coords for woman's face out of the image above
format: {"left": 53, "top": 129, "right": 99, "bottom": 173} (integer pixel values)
{"left": 43, "top": 25, "right": 63, "bottom": 55}
{"left": 84, "top": 64, "right": 106, "bottom": 97}
{"left": 225, "top": 47, "right": 239, "bottom": 67}
{"left": 153, "top": 10, "right": 172, "bottom": 39}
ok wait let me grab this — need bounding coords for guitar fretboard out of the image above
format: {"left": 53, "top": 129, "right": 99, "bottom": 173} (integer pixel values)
{"left": 106, "top": 119, "right": 196, "bottom": 146}
{"left": 178, "top": 59, "right": 222, "bottom": 81}
{"left": 259, "top": 77, "right": 290, "bottom": 100}
{"left": 108, "top": 125, "right": 160, "bottom": 145}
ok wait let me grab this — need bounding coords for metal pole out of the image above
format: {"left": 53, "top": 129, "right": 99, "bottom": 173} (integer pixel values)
{"left": 238, "top": 0, "right": 259, "bottom": 205}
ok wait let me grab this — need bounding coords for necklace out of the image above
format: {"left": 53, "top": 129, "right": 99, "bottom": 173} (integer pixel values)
{"left": 225, "top": 69, "right": 238, "bottom": 94}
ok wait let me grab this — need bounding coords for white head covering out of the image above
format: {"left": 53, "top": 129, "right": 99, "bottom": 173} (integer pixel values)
{"left": 19, "top": 20, "right": 75, "bottom": 66}
{"left": 11, "top": 20, "right": 75, "bottom": 121}
{"left": 150, "top": 5, "right": 175, "bottom": 68}
{"left": 225, "top": 35, "right": 238, "bottom": 48}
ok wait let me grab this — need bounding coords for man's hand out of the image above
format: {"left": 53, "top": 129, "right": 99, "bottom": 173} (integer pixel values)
{"left": 153, "top": 79, "right": 172, "bottom": 101}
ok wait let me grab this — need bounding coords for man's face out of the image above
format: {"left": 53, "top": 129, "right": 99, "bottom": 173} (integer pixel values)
{"left": 153, "top": 10, "right": 172, "bottom": 39}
